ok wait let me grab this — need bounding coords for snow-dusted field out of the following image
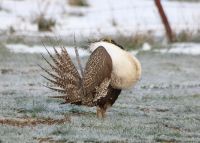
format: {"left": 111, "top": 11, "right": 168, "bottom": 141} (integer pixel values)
{"left": 1, "top": 44, "right": 200, "bottom": 142}
{"left": 1, "top": 0, "right": 200, "bottom": 142}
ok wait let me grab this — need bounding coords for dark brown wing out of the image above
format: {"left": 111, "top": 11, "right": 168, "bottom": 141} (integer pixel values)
{"left": 97, "top": 85, "right": 121, "bottom": 109}
{"left": 82, "top": 46, "right": 112, "bottom": 97}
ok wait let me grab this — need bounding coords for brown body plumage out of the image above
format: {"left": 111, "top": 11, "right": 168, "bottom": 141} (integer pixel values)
{"left": 39, "top": 37, "right": 141, "bottom": 119}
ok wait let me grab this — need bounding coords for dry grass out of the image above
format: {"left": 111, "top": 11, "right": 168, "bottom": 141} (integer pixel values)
{"left": 37, "top": 137, "right": 54, "bottom": 143}
{"left": 174, "top": 30, "right": 200, "bottom": 43}
{"left": 32, "top": 0, "right": 56, "bottom": 31}
{"left": 113, "top": 31, "right": 157, "bottom": 50}
{"left": 68, "top": 0, "right": 89, "bottom": 7}
{"left": 33, "top": 15, "right": 56, "bottom": 31}
{"left": 0, "top": 117, "right": 66, "bottom": 127}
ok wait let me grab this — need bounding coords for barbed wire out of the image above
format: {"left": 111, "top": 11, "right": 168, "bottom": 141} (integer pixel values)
{"left": 0, "top": 6, "right": 199, "bottom": 18}
{"left": 0, "top": 3, "right": 199, "bottom": 18}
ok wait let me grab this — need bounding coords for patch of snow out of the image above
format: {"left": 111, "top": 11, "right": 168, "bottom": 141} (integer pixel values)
{"left": 154, "top": 43, "right": 200, "bottom": 55}
{"left": 142, "top": 42, "right": 151, "bottom": 51}
{"left": 6, "top": 44, "right": 90, "bottom": 57}
{"left": 0, "top": 0, "right": 200, "bottom": 38}
{"left": 130, "top": 50, "right": 139, "bottom": 56}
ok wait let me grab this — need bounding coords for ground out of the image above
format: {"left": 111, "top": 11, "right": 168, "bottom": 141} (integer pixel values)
{"left": 0, "top": 44, "right": 200, "bottom": 142}
{"left": 0, "top": 0, "right": 200, "bottom": 141}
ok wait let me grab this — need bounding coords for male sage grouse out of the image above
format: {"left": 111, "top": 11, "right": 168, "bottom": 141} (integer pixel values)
{"left": 39, "top": 37, "right": 141, "bottom": 119}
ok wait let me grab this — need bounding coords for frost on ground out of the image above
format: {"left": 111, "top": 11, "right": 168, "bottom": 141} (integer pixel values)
{"left": 0, "top": 45, "right": 200, "bottom": 142}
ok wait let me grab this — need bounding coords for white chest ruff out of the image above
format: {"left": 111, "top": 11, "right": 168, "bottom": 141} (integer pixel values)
{"left": 110, "top": 54, "right": 139, "bottom": 89}
{"left": 90, "top": 42, "right": 141, "bottom": 90}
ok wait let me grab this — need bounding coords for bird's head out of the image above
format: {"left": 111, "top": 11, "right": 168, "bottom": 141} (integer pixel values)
{"left": 84, "top": 37, "right": 125, "bottom": 53}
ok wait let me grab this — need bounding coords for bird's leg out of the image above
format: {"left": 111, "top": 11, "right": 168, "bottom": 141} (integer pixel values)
{"left": 97, "top": 110, "right": 102, "bottom": 119}
{"left": 97, "top": 105, "right": 103, "bottom": 119}
{"left": 101, "top": 108, "right": 107, "bottom": 119}
{"left": 97, "top": 105, "right": 107, "bottom": 119}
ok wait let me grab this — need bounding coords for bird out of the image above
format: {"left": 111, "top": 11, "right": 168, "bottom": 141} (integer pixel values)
{"left": 39, "top": 37, "right": 141, "bottom": 119}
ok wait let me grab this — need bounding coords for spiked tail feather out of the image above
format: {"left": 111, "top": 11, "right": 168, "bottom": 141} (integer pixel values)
{"left": 39, "top": 40, "right": 83, "bottom": 105}
{"left": 59, "top": 98, "right": 82, "bottom": 105}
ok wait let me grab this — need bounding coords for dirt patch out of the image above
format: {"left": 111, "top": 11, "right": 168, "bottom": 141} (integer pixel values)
{"left": 1, "top": 69, "right": 13, "bottom": 74}
{"left": 37, "top": 137, "right": 54, "bottom": 143}
{"left": 28, "top": 70, "right": 40, "bottom": 73}
{"left": 0, "top": 117, "right": 68, "bottom": 127}
{"left": 140, "top": 109, "right": 169, "bottom": 113}
{"left": 163, "top": 124, "right": 191, "bottom": 132}
{"left": 65, "top": 115, "right": 71, "bottom": 123}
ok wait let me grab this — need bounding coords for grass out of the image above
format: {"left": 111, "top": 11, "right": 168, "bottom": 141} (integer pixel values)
{"left": 0, "top": 1, "right": 198, "bottom": 140}
{"left": 1, "top": 44, "right": 200, "bottom": 142}
{"left": 174, "top": 30, "right": 200, "bottom": 43}
{"left": 68, "top": 0, "right": 89, "bottom": 7}
{"left": 101, "top": 31, "right": 157, "bottom": 50}
{"left": 86, "top": 29, "right": 199, "bottom": 50}
{"left": 0, "top": 0, "right": 200, "bottom": 51}
{"left": 33, "top": 15, "right": 56, "bottom": 32}
{"left": 31, "top": 0, "right": 56, "bottom": 32}
{"left": 113, "top": 30, "right": 200, "bottom": 50}
{"left": 2, "top": 28, "right": 200, "bottom": 51}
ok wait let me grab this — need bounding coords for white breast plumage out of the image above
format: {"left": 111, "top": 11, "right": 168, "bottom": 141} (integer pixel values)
{"left": 90, "top": 41, "right": 141, "bottom": 89}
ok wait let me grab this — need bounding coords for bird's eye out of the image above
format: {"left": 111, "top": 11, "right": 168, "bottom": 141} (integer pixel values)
{"left": 111, "top": 39, "right": 115, "bottom": 43}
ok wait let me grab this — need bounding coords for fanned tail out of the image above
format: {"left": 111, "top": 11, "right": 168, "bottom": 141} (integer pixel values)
{"left": 39, "top": 40, "right": 83, "bottom": 105}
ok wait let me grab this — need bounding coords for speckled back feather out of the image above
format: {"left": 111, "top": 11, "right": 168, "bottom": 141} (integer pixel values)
{"left": 81, "top": 46, "right": 113, "bottom": 106}
{"left": 39, "top": 45, "right": 114, "bottom": 107}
